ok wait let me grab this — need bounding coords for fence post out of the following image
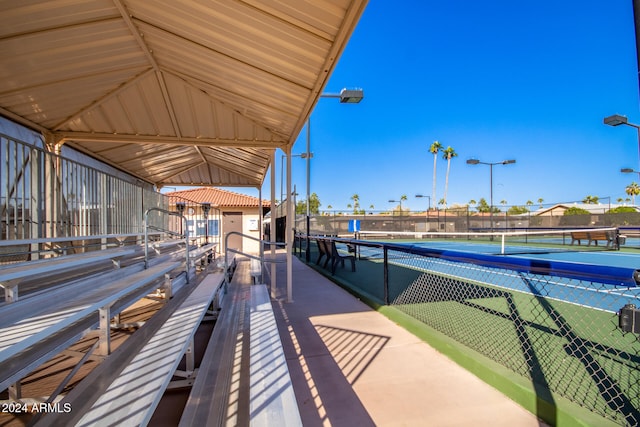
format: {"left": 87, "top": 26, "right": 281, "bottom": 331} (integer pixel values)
{"left": 383, "top": 246, "right": 389, "bottom": 304}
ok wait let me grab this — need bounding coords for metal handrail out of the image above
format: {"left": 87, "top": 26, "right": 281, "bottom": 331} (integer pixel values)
{"left": 0, "top": 232, "right": 162, "bottom": 247}
{"left": 0, "top": 232, "right": 166, "bottom": 262}
{"left": 223, "top": 231, "right": 286, "bottom": 292}
{"left": 144, "top": 208, "right": 189, "bottom": 283}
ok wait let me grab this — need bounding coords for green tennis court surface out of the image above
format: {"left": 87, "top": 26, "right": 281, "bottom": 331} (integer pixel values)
{"left": 311, "top": 239, "right": 640, "bottom": 426}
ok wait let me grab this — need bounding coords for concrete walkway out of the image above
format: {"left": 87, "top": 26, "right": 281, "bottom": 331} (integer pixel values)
{"left": 270, "top": 254, "right": 546, "bottom": 426}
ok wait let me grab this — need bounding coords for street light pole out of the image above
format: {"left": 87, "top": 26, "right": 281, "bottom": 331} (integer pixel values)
{"left": 621, "top": 168, "right": 640, "bottom": 206}
{"left": 415, "top": 194, "right": 431, "bottom": 232}
{"left": 281, "top": 153, "right": 309, "bottom": 204}
{"left": 466, "top": 158, "right": 516, "bottom": 234}
{"left": 306, "top": 117, "right": 311, "bottom": 262}
{"left": 304, "top": 88, "right": 364, "bottom": 262}
{"left": 388, "top": 199, "right": 403, "bottom": 215}
{"left": 489, "top": 163, "right": 494, "bottom": 230}
{"left": 604, "top": 114, "right": 640, "bottom": 172}
{"left": 415, "top": 194, "right": 431, "bottom": 211}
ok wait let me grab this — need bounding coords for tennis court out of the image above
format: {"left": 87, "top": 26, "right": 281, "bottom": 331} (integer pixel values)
{"left": 303, "top": 232, "right": 640, "bottom": 425}
{"left": 351, "top": 228, "right": 640, "bottom": 312}
{"left": 356, "top": 238, "right": 640, "bottom": 265}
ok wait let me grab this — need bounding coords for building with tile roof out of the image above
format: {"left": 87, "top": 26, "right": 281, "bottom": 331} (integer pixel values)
{"left": 167, "top": 187, "right": 271, "bottom": 209}
{"left": 166, "top": 187, "right": 270, "bottom": 255}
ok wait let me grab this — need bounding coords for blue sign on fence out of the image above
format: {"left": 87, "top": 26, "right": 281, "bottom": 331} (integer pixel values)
{"left": 348, "top": 219, "right": 361, "bottom": 233}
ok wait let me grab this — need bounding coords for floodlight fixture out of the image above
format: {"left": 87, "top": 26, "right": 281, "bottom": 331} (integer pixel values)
{"left": 604, "top": 114, "right": 629, "bottom": 127}
{"left": 466, "top": 157, "right": 517, "bottom": 234}
{"left": 604, "top": 114, "right": 640, "bottom": 177}
{"left": 296, "top": 86, "right": 363, "bottom": 264}
{"left": 321, "top": 88, "right": 364, "bottom": 103}
{"left": 621, "top": 168, "right": 637, "bottom": 174}
{"left": 338, "top": 88, "right": 364, "bottom": 103}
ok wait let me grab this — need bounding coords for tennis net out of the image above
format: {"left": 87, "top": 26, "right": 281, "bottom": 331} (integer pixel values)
{"left": 355, "top": 227, "right": 622, "bottom": 255}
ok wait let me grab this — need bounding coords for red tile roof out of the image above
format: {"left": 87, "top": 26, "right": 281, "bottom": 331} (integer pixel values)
{"left": 167, "top": 187, "right": 270, "bottom": 208}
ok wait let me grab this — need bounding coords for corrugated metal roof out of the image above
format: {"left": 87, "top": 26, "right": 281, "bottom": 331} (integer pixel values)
{"left": 0, "top": 0, "right": 367, "bottom": 188}
{"left": 168, "top": 187, "right": 270, "bottom": 208}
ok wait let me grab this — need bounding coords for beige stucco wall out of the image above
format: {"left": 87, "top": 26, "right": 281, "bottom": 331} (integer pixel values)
{"left": 228, "top": 207, "right": 262, "bottom": 255}
{"left": 181, "top": 206, "right": 263, "bottom": 255}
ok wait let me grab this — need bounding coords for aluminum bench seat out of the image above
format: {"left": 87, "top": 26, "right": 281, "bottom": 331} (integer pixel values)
{"left": 188, "top": 243, "right": 216, "bottom": 269}
{"left": 38, "top": 270, "right": 226, "bottom": 427}
{"left": 0, "top": 248, "right": 137, "bottom": 303}
{"left": 0, "top": 262, "right": 181, "bottom": 393}
{"left": 179, "top": 262, "right": 301, "bottom": 427}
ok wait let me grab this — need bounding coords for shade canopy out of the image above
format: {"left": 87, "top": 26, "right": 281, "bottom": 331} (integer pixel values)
{"left": 0, "top": 0, "right": 368, "bottom": 188}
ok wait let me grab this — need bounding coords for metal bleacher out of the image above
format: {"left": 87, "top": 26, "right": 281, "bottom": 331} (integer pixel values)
{"left": 0, "top": 213, "right": 300, "bottom": 427}
{"left": 0, "top": 232, "right": 214, "bottom": 418}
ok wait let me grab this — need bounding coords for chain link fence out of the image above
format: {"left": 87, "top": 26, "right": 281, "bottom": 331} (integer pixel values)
{"left": 290, "top": 205, "right": 640, "bottom": 248}
{"left": 299, "top": 235, "right": 640, "bottom": 426}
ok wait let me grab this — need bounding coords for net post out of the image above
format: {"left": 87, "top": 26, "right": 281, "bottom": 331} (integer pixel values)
{"left": 501, "top": 233, "right": 506, "bottom": 254}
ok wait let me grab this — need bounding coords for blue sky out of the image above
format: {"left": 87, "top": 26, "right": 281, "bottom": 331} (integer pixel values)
{"left": 273, "top": 1, "right": 640, "bottom": 212}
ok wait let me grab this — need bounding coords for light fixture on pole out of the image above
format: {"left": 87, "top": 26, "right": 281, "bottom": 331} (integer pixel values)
{"left": 319, "top": 88, "right": 365, "bottom": 103}
{"left": 604, "top": 114, "right": 640, "bottom": 173}
{"left": 280, "top": 153, "right": 311, "bottom": 204}
{"left": 175, "top": 202, "right": 186, "bottom": 235}
{"left": 415, "top": 194, "right": 431, "bottom": 211}
{"left": 303, "top": 88, "right": 364, "bottom": 262}
{"left": 621, "top": 167, "right": 640, "bottom": 177}
{"left": 388, "top": 199, "right": 403, "bottom": 216}
{"left": 621, "top": 168, "right": 640, "bottom": 207}
{"left": 416, "top": 194, "right": 431, "bottom": 232}
{"left": 466, "top": 158, "right": 516, "bottom": 234}
{"left": 604, "top": 114, "right": 633, "bottom": 127}
{"left": 202, "top": 203, "right": 211, "bottom": 244}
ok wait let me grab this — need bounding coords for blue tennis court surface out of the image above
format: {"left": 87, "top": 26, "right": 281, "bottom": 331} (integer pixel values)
{"left": 390, "top": 240, "right": 640, "bottom": 270}
{"left": 348, "top": 239, "right": 640, "bottom": 313}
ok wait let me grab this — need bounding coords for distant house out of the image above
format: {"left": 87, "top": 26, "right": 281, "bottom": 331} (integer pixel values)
{"left": 534, "top": 203, "right": 616, "bottom": 216}
{"left": 531, "top": 203, "right": 635, "bottom": 227}
{"left": 166, "top": 187, "right": 270, "bottom": 254}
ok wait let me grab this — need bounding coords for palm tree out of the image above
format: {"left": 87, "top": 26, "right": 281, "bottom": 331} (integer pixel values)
{"left": 350, "top": 194, "right": 360, "bottom": 213}
{"left": 526, "top": 200, "right": 533, "bottom": 211}
{"left": 537, "top": 198, "right": 544, "bottom": 209}
{"left": 429, "top": 141, "right": 442, "bottom": 207}
{"left": 625, "top": 182, "right": 640, "bottom": 205}
{"left": 582, "top": 195, "right": 599, "bottom": 204}
{"left": 441, "top": 146, "right": 457, "bottom": 207}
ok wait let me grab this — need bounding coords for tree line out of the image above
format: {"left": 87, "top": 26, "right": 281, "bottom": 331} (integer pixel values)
{"left": 290, "top": 141, "right": 640, "bottom": 214}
